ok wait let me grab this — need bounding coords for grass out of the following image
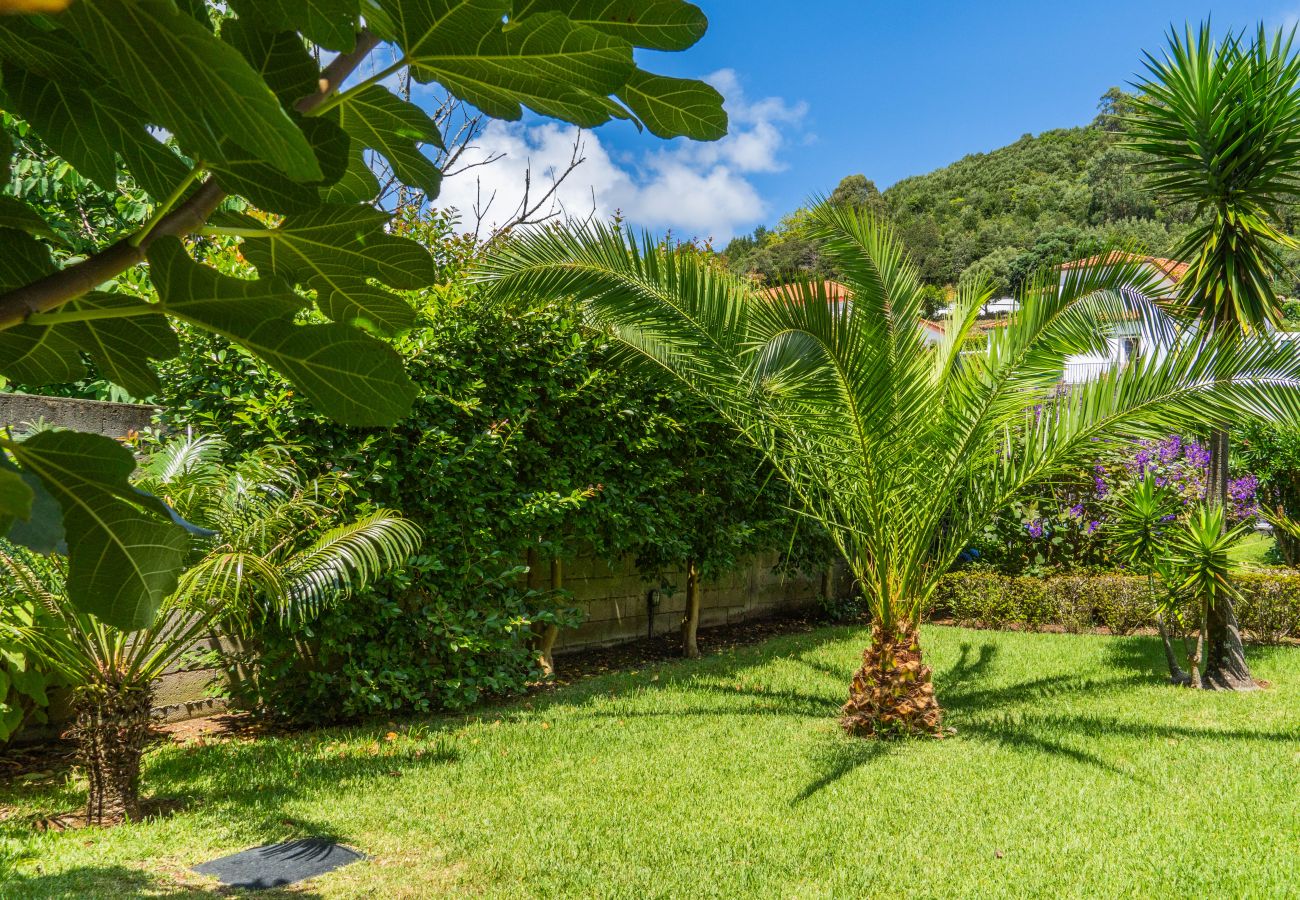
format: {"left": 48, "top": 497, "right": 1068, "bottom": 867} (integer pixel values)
{"left": 3, "top": 624, "right": 1300, "bottom": 898}
{"left": 1231, "top": 530, "right": 1280, "bottom": 568}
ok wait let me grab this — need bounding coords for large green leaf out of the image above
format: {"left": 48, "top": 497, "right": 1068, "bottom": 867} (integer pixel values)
{"left": 335, "top": 85, "right": 443, "bottom": 197}
{"left": 0, "top": 460, "right": 34, "bottom": 540}
{"left": 617, "top": 69, "right": 726, "bottom": 140}
{"left": 210, "top": 119, "right": 350, "bottom": 214}
{"left": 0, "top": 17, "right": 94, "bottom": 82}
{"left": 0, "top": 64, "right": 120, "bottom": 189}
{"left": 64, "top": 0, "right": 321, "bottom": 180}
{"left": 221, "top": 18, "right": 319, "bottom": 108}
{"left": 0, "top": 126, "right": 10, "bottom": 193}
{"left": 321, "top": 145, "right": 381, "bottom": 203}
{"left": 227, "top": 0, "right": 360, "bottom": 53}
{"left": 232, "top": 204, "right": 437, "bottom": 290}
{"left": 0, "top": 323, "right": 85, "bottom": 386}
{"left": 0, "top": 228, "right": 54, "bottom": 291}
{"left": 149, "top": 238, "right": 417, "bottom": 425}
{"left": 311, "top": 275, "right": 417, "bottom": 337}
{"left": 0, "top": 455, "right": 64, "bottom": 556}
{"left": 375, "top": 0, "right": 633, "bottom": 126}
{"left": 66, "top": 293, "right": 179, "bottom": 399}
{"left": 513, "top": 0, "right": 707, "bottom": 51}
{"left": 7, "top": 430, "right": 188, "bottom": 631}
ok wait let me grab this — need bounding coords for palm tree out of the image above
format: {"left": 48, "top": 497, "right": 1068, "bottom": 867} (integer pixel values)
{"left": 1129, "top": 22, "right": 1300, "bottom": 689}
{"left": 477, "top": 206, "right": 1300, "bottom": 737}
{"left": 135, "top": 434, "right": 422, "bottom": 630}
{"left": 1, "top": 435, "right": 421, "bottom": 824}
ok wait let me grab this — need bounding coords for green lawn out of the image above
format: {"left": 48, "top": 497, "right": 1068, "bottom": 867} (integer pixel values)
{"left": 3, "top": 624, "right": 1300, "bottom": 898}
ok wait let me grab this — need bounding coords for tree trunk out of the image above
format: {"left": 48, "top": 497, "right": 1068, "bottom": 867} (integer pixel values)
{"left": 533, "top": 557, "right": 562, "bottom": 677}
{"left": 1203, "top": 426, "right": 1255, "bottom": 690}
{"left": 841, "top": 622, "right": 943, "bottom": 738}
{"left": 71, "top": 682, "right": 153, "bottom": 826}
{"left": 680, "top": 558, "right": 700, "bottom": 659}
{"left": 1201, "top": 594, "right": 1257, "bottom": 691}
{"left": 1155, "top": 613, "right": 1191, "bottom": 686}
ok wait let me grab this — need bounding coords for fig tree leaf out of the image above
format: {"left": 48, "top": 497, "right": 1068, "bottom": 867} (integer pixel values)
{"left": 65, "top": 293, "right": 179, "bottom": 399}
{"left": 321, "top": 145, "right": 380, "bottom": 204}
{"left": 513, "top": 0, "right": 708, "bottom": 51}
{"left": 65, "top": 0, "right": 321, "bottom": 180}
{"left": 234, "top": 204, "right": 437, "bottom": 290}
{"left": 149, "top": 238, "right": 417, "bottom": 425}
{"left": 617, "top": 69, "right": 726, "bottom": 140}
{"left": 375, "top": 0, "right": 633, "bottom": 127}
{"left": 227, "top": 0, "right": 360, "bottom": 53}
{"left": 210, "top": 119, "right": 350, "bottom": 214}
{"left": 335, "top": 84, "right": 443, "bottom": 197}
{"left": 7, "top": 430, "right": 188, "bottom": 631}
{"left": 221, "top": 18, "right": 319, "bottom": 109}
{"left": 0, "top": 455, "right": 61, "bottom": 555}
{"left": 0, "top": 197, "right": 59, "bottom": 243}
{"left": 311, "top": 275, "right": 416, "bottom": 337}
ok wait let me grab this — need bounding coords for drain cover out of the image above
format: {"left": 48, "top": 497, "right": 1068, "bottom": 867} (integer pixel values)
{"left": 193, "top": 837, "right": 364, "bottom": 890}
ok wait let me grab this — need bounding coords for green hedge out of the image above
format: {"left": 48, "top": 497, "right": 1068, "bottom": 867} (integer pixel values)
{"left": 932, "top": 572, "right": 1300, "bottom": 641}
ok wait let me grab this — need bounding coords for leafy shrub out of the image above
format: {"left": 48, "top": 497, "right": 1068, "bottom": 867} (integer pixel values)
{"left": 157, "top": 236, "right": 813, "bottom": 721}
{"left": 933, "top": 571, "right": 1300, "bottom": 642}
{"left": 0, "top": 546, "right": 62, "bottom": 743}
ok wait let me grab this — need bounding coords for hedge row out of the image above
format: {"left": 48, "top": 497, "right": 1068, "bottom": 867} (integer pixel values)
{"left": 931, "top": 572, "right": 1300, "bottom": 643}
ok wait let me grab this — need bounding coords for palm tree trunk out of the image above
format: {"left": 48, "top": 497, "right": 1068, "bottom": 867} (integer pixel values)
{"left": 680, "top": 558, "right": 701, "bottom": 658}
{"left": 841, "top": 621, "right": 942, "bottom": 737}
{"left": 1204, "top": 427, "right": 1255, "bottom": 690}
{"left": 71, "top": 682, "right": 153, "bottom": 825}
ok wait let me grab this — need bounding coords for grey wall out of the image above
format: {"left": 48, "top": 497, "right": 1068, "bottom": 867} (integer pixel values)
{"left": 0, "top": 392, "right": 159, "bottom": 438}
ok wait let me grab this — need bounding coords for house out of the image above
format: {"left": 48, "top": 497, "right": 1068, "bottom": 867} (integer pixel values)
{"left": 1054, "top": 254, "right": 1188, "bottom": 383}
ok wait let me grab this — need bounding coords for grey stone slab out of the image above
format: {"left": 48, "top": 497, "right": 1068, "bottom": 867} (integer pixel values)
{"left": 193, "top": 838, "right": 364, "bottom": 890}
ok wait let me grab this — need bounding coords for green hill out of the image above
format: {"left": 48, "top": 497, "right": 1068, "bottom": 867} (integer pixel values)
{"left": 722, "top": 90, "right": 1207, "bottom": 294}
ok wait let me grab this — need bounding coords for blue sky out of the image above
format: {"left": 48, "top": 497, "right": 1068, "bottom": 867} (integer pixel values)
{"left": 429, "top": 1, "right": 1298, "bottom": 243}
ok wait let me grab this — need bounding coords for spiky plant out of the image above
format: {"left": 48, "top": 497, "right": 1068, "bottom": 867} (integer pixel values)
{"left": 0, "top": 548, "right": 213, "bottom": 824}
{"left": 1166, "top": 505, "right": 1252, "bottom": 687}
{"left": 0, "top": 435, "right": 420, "bottom": 824}
{"left": 134, "top": 434, "right": 422, "bottom": 630}
{"left": 1108, "top": 473, "right": 1188, "bottom": 683}
{"left": 1129, "top": 22, "right": 1300, "bottom": 688}
{"left": 477, "top": 205, "right": 1300, "bottom": 737}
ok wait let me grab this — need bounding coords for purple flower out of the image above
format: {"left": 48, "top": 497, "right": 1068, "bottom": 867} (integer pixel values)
{"left": 1184, "top": 440, "right": 1211, "bottom": 470}
{"left": 1086, "top": 520, "right": 1100, "bottom": 534}
{"left": 1067, "top": 502, "right": 1085, "bottom": 519}
{"left": 1026, "top": 519, "right": 1045, "bottom": 539}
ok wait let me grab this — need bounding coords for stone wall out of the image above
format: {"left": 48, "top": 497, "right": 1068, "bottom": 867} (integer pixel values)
{"left": 555, "top": 552, "right": 824, "bottom": 652}
{"left": 0, "top": 392, "right": 159, "bottom": 438}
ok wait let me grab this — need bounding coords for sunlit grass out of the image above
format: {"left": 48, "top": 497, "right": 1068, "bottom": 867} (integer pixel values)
{"left": 3, "top": 624, "right": 1299, "bottom": 898}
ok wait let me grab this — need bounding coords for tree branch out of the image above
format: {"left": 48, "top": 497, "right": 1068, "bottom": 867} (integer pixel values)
{"left": 0, "top": 30, "right": 382, "bottom": 330}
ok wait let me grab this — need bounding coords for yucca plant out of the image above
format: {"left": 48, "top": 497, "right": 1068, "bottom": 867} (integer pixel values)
{"left": 1109, "top": 473, "right": 1189, "bottom": 683}
{"left": 1129, "top": 22, "right": 1300, "bottom": 689}
{"left": 478, "top": 205, "right": 1300, "bottom": 737}
{"left": 0, "top": 435, "right": 421, "bottom": 825}
{"left": 1166, "top": 505, "right": 1252, "bottom": 687}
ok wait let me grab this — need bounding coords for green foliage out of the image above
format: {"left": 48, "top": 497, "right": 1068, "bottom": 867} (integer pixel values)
{"left": 0, "top": 546, "right": 58, "bottom": 742}
{"left": 1237, "top": 420, "right": 1300, "bottom": 563}
{"left": 934, "top": 570, "right": 1300, "bottom": 640}
{"left": 1130, "top": 23, "right": 1300, "bottom": 333}
{"left": 154, "top": 232, "right": 802, "bottom": 719}
{"left": 480, "top": 206, "right": 1300, "bottom": 655}
{"left": 723, "top": 89, "right": 1202, "bottom": 289}
{"left": 0, "top": 0, "right": 725, "bottom": 627}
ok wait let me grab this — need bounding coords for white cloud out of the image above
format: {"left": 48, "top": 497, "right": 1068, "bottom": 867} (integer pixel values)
{"left": 429, "top": 70, "right": 808, "bottom": 244}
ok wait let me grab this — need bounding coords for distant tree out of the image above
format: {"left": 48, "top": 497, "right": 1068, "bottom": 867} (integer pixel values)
{"left": 1094, "top": 86, "right": 1141, "bottom": 132}
{"left": 828, "top": 174, "right": 890, "bottom": 219}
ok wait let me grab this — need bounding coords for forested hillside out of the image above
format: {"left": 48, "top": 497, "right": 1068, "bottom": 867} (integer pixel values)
{"left": 722, "top": 89, "right": 1299, "bottom": 296}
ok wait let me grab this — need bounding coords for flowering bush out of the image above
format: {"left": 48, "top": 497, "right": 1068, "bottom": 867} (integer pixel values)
{"left": 967, "top": 433, "right": 1259, "bottom": 575}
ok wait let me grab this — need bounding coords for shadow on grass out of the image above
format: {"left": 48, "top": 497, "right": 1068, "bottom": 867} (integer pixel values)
{"left": 0, "top": 862, "right": 326, "bottom": 898}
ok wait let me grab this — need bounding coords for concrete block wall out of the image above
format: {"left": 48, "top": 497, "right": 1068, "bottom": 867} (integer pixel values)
{"left": 554, "top": 552, "right": 824, "bottom": 652}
